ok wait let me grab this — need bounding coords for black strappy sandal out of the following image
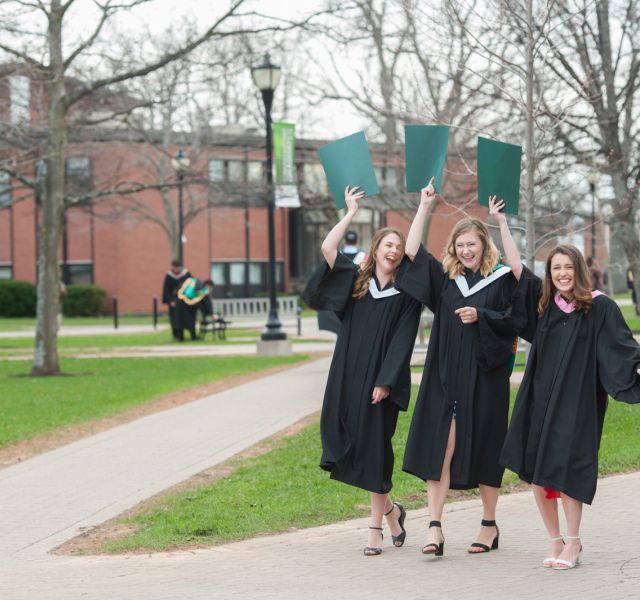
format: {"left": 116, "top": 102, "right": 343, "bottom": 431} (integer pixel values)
{"left": 422, "top": 520, "right": 445, "bottom": 556}
{"left": 363, "top": 526, "right": 383, "bottom": 556}
{"left": 385, "top": 502, "right": 407, "bottom": 547}
{"left": 468, "top": 519, "right": 499, "bottom": 553}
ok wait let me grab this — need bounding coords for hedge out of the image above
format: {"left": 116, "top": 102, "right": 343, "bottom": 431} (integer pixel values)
{"left": 61, "top": 284, "right": 107, "bottom": 317}
{"left": 0, "top": 280, "right": 38, "bottom": 317}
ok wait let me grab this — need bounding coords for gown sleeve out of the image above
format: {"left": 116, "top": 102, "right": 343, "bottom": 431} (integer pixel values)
{"left": 162, "top": 275, "right": 173, "bottom": 305}
{"left": 596, "top": 297, "right": 640, "bottom": 404}
{"left": 473, "top": 273, "right": 519, "bottom": 371}
{"left": 307, "top": 252, "right": 357, "bottom": 319}
{"left": 502, "top": 265, "right": 543, "bottom": 343}
{"left": 374, "top": 297, "right": 422, "bottom": 410}
{"left": 395, "top": 244, "right": 446, "bottom": 311}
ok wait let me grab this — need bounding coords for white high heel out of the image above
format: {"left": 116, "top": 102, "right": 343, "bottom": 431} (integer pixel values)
{"left": 542, "top": 536, "right": 564, "bottom": 568}
{"left": 552, "top": 535, "right": 582, "bottom": 569}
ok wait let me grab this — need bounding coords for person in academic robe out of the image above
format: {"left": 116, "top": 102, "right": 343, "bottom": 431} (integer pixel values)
{"left": 307, "top": 185, "right": 421, "bottom": 557}
{"left": 397, "top": 181, "right": 518, "bottom": 558}
{"left": 491, "top": 197, "right": 640, "bottom": 570}
{"left": 175, "top": 277, "right": 214, "bottom": 341}
{"left": 162, "top": 260, "right": 192, "bottom": 340}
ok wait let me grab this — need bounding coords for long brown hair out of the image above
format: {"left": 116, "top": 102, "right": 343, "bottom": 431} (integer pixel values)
{"left": 352, "top": 227, "right": 406, "bottom": 299}
{"left": 442, "top": 218, "right": 500, "bottom": 279}
{"left": 538, "top": 245, "right": 594, "bottom": 317}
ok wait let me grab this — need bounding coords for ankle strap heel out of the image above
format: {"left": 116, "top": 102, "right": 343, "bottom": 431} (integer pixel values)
{"left": 428, "top": 520, "right": 441, "bottom": 528}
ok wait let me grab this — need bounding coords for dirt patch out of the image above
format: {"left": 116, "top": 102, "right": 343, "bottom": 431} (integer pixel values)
{"left": 0, "top": 354, "right": 327, "bottom": 471}
{"left": 53, "top": 411, "right": 320, "bottom": 556}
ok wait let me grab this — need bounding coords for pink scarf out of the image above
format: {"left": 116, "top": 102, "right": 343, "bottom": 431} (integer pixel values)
{"left": 554, "top": 290, "right": 605, "bottom": 313}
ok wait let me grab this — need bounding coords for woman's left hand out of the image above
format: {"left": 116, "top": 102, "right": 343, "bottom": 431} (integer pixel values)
{"left": 454, "top": 307, "right": 478, "bottom": 324}
{"left": 372, "top": 385, "right": 391, "bottom": 404}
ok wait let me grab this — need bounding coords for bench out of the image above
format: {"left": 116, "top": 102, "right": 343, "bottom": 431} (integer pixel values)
{"left": 200, "top": 295, "right": 301, "bottom": 339}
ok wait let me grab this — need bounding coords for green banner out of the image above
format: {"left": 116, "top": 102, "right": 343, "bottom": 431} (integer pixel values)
{"left": 273, "top": 122, "right": 296, "bottom": 185}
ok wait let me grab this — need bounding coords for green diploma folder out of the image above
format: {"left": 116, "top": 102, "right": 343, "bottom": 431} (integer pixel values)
{"left": 477, "top": 136, "right": 522, "bottom": 215}
{"left": 318, "top": 132, "right": 380, "bottom": 210}
{"left": 404, "top": 125, "right": 449, "bottom": 193}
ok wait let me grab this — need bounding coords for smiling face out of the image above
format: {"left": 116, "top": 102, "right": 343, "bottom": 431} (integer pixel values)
{"left": 373, "top": 232, "right": 404, "bottom": 277}
{"left": 455, "top": 231, "right": 484, "bottom": 273}
{"left": 550, "top": 252, "right": 575, "bottom": 298}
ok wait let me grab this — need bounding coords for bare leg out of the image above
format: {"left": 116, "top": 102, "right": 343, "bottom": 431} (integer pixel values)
{"left": 553, "top": 494, "right": 583, "bottom": 568}
{"left": 365, "top": 492, "right": 388, "bottom": 554}
{"left": 532, "top": 484, "right": 564, "bottom": 563}
{"left": 467, "top": 484, "right": 500, "bottom": 552}
{"left": 424, "top": 420, "right": 456, "bottom": 550}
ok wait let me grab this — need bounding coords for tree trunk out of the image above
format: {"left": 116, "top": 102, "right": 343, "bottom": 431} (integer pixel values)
{"left": 31, "top": 1, "right": 65, "bottom": 376}
{"left": 524, "top": 0, "right": 535, "bottom": 270}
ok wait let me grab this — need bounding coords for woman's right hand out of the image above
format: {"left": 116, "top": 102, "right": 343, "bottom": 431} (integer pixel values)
{"left": 489, "top": 195, "right": 507, "bottom": 225}
{"left": 420, "top": 177, "right": 436, "bottom": 207}
{"left": 345, "top": 185, "right": 365, "bottom": 214}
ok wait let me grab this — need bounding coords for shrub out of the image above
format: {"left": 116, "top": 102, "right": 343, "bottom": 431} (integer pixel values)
{"left": 0, "top": 280, "right": 38, "bottom": 317}
{"left": 62, "top": 284, "right": 107, "bottom": 317}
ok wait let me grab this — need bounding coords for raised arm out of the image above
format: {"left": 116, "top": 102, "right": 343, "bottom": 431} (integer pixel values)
{"left": 489, "top": 196, "right": 522, "bottom": 281}
{"left": 405, "top": 177, "right": 436, "bottom": 260}
{"left": 321, "top": 185, "right": 365, "bottom": 268}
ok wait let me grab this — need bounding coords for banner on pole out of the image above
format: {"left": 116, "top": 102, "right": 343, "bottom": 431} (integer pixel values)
{"left": 273, "top": 122, "right": 300, "bottom": 207}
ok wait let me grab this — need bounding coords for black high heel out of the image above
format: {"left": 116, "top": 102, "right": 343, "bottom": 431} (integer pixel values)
{"left": 468, "top": 519, "right": 499, "bottom": 553}
{"left": 363, "top": 526, "right": 383, "bottom": 556}
{"left": 384, "top": 502, "right": 407, "bottom": 547}
{"left": 422, "top": 520, "right": 444, "bottom": 556}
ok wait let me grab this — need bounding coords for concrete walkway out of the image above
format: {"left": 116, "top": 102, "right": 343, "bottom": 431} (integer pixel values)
{"left": 0, "top": 321, "right": 638, "bottom": 597}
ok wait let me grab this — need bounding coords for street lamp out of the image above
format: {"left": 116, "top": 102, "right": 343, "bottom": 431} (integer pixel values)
{"left": 252, "top": 53, "right": 286, "bottom": 342}
{"left": 587, "top": 171, "right": 601, "bottom": 258}
{"left": 171, "top": 148, "right": 190, "bottom": 264}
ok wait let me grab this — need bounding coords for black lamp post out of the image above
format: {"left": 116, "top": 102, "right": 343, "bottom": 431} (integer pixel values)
{"left": 587, "top": 172, "right": 600, "bottom": 258}
{"left": 171, "top": 148, "right": 190, "bottom": 264}
{"left": 252, "top": 53, "right": 286, "bottom": 341}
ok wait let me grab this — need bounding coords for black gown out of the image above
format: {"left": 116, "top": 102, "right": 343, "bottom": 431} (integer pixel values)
{"left": 308, "top": 253, "right": 422, "bottom": 494}
{"left": 397, "top": 245, "right": 518, "bottom": 489}
{"left": 162, "top": 268, "right": 191, "bottom": 337}
{"left": 500, "top": 266, "right": 640, "bottom": 504}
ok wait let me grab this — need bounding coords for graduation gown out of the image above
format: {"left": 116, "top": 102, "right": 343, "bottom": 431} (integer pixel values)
{"left": 162, "top": 268, "right": 191, "bottom": 332}
{"left": 397, "top": 245, "right": 518, "bottom": 489}
{"left": 500, "top": 266, "right": 640, "bottom": 504}
{"left": 309, "top": 253, "right": 422, "bottom": 494}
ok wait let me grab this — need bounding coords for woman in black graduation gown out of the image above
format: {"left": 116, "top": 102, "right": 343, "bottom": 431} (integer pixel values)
{"left": 398, "top": 184, "right": 518, "bottom": 557}
{"left": 308, "top": 185, "right": 421, "bottom": 556}
{"left": 493, "top": 198, "right": 640, "bottom": 570}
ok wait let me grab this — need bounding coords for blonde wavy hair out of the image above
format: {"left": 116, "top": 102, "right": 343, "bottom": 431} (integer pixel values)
{"left": 442, "top": 218, "right": 500, "bottom": 279}
{"left": 352, "top": 227, "right": 406, "bottom": 299}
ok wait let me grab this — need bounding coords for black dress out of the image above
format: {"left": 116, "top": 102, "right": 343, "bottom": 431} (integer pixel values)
{"left": 397, "top": 245, "right": 518, "bottom": 489}
{"left": 308, "top": 253, "right": 422, "bottom": 494}
{"left": 500, "top": 266, "right": 640, "bottom": 504}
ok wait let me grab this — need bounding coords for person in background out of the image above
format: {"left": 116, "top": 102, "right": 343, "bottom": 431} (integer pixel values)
{"left": 586, "top": 256, "right": 604, "bottom": 291}
{"left": 162, "top": 260, "right": 192, "bottom": 340}
{"left": 342, "top": 230, "right": 367, "bottom": 265}
{"left": 628, "top": 266, "right": 640, "bottom": 316}
{"left": 175, "top": 277, "right": 215, "bottom": 341}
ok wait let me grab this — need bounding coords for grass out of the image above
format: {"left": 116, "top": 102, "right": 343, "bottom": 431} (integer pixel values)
{"left": 0, "top": 355, "right": 308, "bottom": 449}
{"left": 96, "top": 383, "right": 640, "bottom": 554}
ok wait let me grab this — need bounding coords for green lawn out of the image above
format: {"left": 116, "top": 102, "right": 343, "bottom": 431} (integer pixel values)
{"left": 0, "top": 355, "right": 308, "bottom": 449}
{"left": 94, "top": 384, "right": 640, "bottom": 554}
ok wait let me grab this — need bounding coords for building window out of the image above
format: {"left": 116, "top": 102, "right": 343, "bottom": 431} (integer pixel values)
{"left": 373, "top": 166, "right": 383, "bottom": 183}
{"left": 386, "top": 167, "right": 398, "bottom": 186}
{"left": 228, "top": 160, "right": 244, "bottom": 182}
{"left": 0, "top": 264, "right": 12, "bottom": 280}
{"left": 211, "top": 261, "right": 284, "bottom": 297}
{"left": 0, "top": 171, "right": 10, "bottom": 207}
{"left": 208, "top": 159, "right": 224, "bottom": 182}
{"left": 10, "top": 76, "right": 30, "bottom": 124}
{"left": 66, "top": 156, "right": 91, "bottom": 194}
{"left": 302, "top": 163, "right": 328, "bottom": 195}
{"left": 247, "top": 161, "right": 263, "bottom": 182}
{"left": 61, "top": 262, "right": 94, "bottom": 285}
